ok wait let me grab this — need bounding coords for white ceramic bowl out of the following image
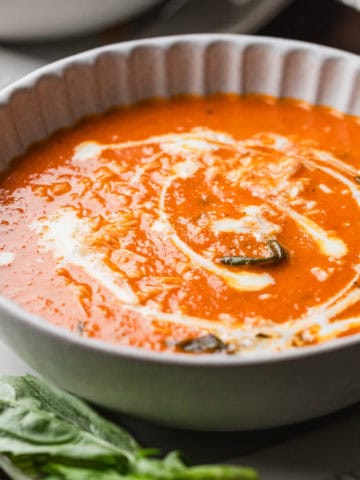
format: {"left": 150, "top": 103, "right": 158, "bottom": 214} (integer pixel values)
{"left": 0, "top": 34, "right": 360, "bottom": 431}
{"left": 0, "top": 0, "right": 163, "bottom": 40}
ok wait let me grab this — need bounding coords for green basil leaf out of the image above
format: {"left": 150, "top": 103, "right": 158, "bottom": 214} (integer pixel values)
{"left": 10, "top": 458, "right": 130, "bottom": 480}
{"left": 134, "top": 452, "right": 257, "bottom": 480}
{"left": 0, "top": 402, "right": 131, "bottom": 467}
{"left": 0, "top": 376, "right": 138, "bottom": 452}
{"left": 0, "top": 376, "right": 258, "bottom": 480}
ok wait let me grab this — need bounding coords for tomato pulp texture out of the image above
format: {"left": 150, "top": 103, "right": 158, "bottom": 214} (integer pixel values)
{"left": 1, "top": 95, "right": 360, "bottom": 354}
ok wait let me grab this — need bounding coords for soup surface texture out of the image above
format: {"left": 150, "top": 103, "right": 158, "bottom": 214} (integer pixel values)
{"left": 1, "top": 95, "right": 360, "bottom": 355}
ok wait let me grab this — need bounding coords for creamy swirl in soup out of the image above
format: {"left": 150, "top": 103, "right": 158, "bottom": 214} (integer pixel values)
{"left": 1, "top": 95, "right": 360, "bottom": 355}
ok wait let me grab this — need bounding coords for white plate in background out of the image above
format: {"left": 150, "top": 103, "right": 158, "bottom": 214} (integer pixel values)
{"left": 0, "top": 47, "right": 42, "bottom": 89}
{"left": 8, "top": 0, "right": 290, "bottom": 62}
{"left": 0, "top": 0, "right": 163, "bottom": 41}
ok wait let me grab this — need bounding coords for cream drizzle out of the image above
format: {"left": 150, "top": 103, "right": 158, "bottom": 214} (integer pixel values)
{"left": 31, "top": 128, "right": 360, "bottom": 354}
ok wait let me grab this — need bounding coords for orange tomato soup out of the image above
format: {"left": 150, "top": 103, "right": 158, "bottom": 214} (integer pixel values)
{"left": 1, "top": 95, "right": 360, "bottom": 354}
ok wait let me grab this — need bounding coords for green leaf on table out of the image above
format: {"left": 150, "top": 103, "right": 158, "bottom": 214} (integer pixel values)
{"left": 0, "top": 375, "right": 138, "bottom": 452}
{"left": 0, "top": 375, "right": 258, "bottom": 480}
{"left": 135, "top": 451, "right": 257, "bottom": 480}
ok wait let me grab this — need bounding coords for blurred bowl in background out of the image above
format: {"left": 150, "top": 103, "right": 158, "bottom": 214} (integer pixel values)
{"left": 0, "top": 0, "right": 164, "bottom": 41}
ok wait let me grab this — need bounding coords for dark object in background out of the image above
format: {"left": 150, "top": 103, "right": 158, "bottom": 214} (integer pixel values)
{"left": 260, "top": 0, "right": 360, "bottom": 54}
